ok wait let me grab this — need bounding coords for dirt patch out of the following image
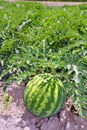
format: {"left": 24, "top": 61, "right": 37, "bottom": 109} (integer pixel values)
{"left": 37, "top": 1, "right": 87, "bottom": 7}
{"left": 0, "top": 82, "right": 87, "bottom": 130}
{"left": 6, "top": 1, "right": 87, "bottom": 7}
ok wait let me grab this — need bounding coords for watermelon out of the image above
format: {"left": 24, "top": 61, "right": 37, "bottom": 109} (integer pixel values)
{"left": 23, "top": 73, "right": 65, "bottom": 117}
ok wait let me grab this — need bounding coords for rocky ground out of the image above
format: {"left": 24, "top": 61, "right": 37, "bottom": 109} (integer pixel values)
{"left": 0, "top": 82, "right": 87, "bottom": 130}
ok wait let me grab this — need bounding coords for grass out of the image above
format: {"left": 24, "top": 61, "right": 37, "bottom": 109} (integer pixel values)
{"left": 0, "top": 1, "right": 87, "bottom": 118}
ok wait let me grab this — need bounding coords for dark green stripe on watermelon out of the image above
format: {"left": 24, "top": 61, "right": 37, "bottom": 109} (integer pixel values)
{"left": 27, "top": 77, "right": 53, "bottom": 116}
{"left": 51, "top": 79, "right": 65, "bottom": 116}
{"left": 41, "top": 79, "right": 58, "bottom": 117}
{"left": 24, "top": 77, "right": 42, "bottom": 106}
{"left": 34, "top": 78, "right": 55, "bottom": 117}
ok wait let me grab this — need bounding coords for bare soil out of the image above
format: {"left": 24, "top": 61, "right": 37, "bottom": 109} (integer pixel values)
{"left": 0, "top": 82, "right": 87, "bottom": 130}
{"left": 7, "top": 0, "right": 87, "bottom": 7}
{"left": 37, "top": 1, "right": 87, "bottom": 7}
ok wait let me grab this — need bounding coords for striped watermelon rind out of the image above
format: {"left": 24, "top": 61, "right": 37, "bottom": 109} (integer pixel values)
{"left": 23, "top": 73, "right": 65, "bottom": 117}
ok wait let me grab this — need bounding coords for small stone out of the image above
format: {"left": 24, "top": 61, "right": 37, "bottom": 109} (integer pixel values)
{"left": 24, "top": 119, "right": 30, "bottom": 126}
{"left": 24, "top": 127, "right": 30, "bottom": 130}
{"left": 22, "top": 120, "right": 27, "bottom": 126}
{"left": 36, "top": 120, "right": 42, "bottom": 128}
{"left": 31, "top": 118, "right": 40, "bottom": 124}
{"left": 49, "top": 116, "right": 55, "bottom": 121}
{"left": 74, "top": 125, "right": 79, "bottom": 129}
{"left": 81, "top": 125, "right": 84, "bottom": 129}
{"left": 65, "top": 122, "right": 74, "bottom": 130}
{"left": 60, "top": 110, "right": 68, "bottom": 120}
{"left": 15, "top": 118, "right": 21, "bottom": 124}
{"left": 16, "top": 127, "right": 21, "bottom": 130}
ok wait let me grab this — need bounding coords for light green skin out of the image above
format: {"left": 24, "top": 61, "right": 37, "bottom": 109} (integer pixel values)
{"left": 23, "top": 73, "right": 65, "bottom": 118}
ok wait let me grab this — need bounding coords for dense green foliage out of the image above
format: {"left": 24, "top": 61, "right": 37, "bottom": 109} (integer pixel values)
{"left": 23, "top": 73, "right": 65, "bottom": 117}
{"left": 0, "top": 1, "right": 87, "bottom": 118}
